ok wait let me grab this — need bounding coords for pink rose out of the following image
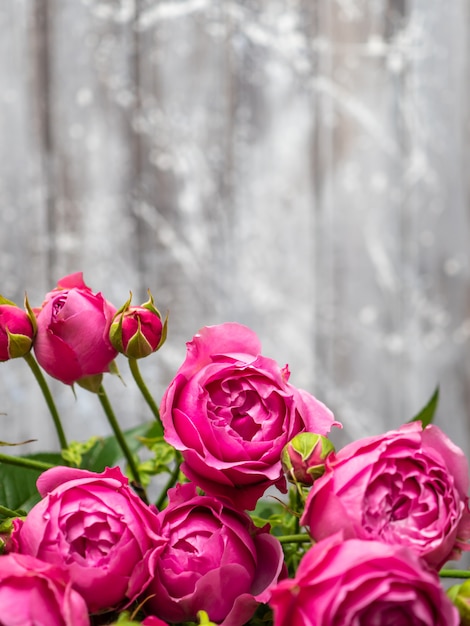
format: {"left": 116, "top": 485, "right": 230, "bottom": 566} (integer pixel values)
{"left": 33, "top": 272, "right": 118, "bottom": 384}
{"left": 0, "top": 552, "right": 90, "bottom": 626}
{"left": 0, "top": 301, "right": 34, "bottom": 360}
{"left": 161, "top": 323, "right": 338, "bottom": 509}
{"left": 141, "top": 618, "right": 168, "bottom": 626}
{"left": 269, "top": 534, "right": 459, "bottom": 626}
{"left": 301, "top": 422, "right": 470, "bottom": 569}
{"left": 13, "top": 466, "right": 165, "bottom": 613}
{"left": 145, "top": 482, "right": 285, "bottom": 626}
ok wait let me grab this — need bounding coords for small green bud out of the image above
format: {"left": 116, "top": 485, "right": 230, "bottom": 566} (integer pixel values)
{"left": 281, "top": 432, "right": 335, "bottom": 486}
{"left": 448, "top": 580, "right": 470, "bottom": 625}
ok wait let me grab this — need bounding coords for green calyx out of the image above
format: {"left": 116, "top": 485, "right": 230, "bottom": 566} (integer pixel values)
{"left": 125, "top": 318, "right": 154, "bottom": 359}
{"left": 24, "top": 293, "right": 38, "bottom": 336}
{"left": 76, "top": 373, "right": 104, "bottom": 394}
{"left": 109, "top": 292, "right": 132, "bottom": 353}
{"left": 6, "top": 329, "right": 33, "bottom": 358}
{"left": 292, "top": 432, "right": 335, "bottom": 462}
{"left": 448, "top": 580, "right": 470, "bottom": 624}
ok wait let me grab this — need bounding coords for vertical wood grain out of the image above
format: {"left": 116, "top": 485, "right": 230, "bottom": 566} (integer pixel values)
{"left": 0, "top": 0, "right": 468, "bottom": 459}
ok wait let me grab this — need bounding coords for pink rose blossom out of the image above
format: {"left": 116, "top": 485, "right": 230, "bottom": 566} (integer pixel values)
{"left": 301, "top": 421, "right": 470, "bottom": 569}
{"left": 145, "top": 482, "right": 285, "bottom": 626}
{"left": 269, "top": 534, "right": 459, "bottom": 626}
{"left": 161, "top": 323, "right": 339, "bottom": 509}
{"left": 12, "top": 466, "right": 165, "bottom": 613}
{"left": 33, "top": 272, "right": 117, "bottom": 384}
{"left": 0, "top": 552, "right": 90, "bottom": 626}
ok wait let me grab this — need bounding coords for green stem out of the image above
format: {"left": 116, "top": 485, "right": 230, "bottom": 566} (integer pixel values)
{"left": 23, "top": 352, "right": 68, "bottom": 450}
{"left": 439, "top": 569, "right": 470, "bottom": 579}
{"left": 0, "top": 453, "right": 55, "bottom": 472}
{"left": 277, "top": 534, "right": 312, "bottom": 545}
{"left": 97, "top": 384, "right": 144, "bottom": 492}
{"left": 155, "top": 453, "right": 182, "bottom": 510}
{"left": 0, "top": 504, "right": 26, "bottom": 518}
{"left": 293, "top": 487, "right": 302, "bottom": 535}
{"left": 128, "top": 357, "right": 162, "bottom": 428}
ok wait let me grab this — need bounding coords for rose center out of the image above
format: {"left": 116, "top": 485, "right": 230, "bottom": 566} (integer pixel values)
{"left": 64, "top": 514, "right": 121, "bottom": 566}
{"left": 207, "top": 379, "right": 267, "bottom": 439}
{"left": 360, "top": 602, "right": 413, "bottom": 625}
{"left": 52, "top": 295, "right": 67, "bottom": 317}
{"left": 362, "top": 474, "right": 420, "bottom": 537}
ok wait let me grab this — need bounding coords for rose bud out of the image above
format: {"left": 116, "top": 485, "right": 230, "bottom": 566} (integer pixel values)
{"left": 0, "top": 296, "right": 35, "bottom": 361}
{"left": 110, "top": 291, "right": 167, "bottom": 359}
{"left": 448, "top": 580, "right": 470, "bottom": 625}
{"left": 33, "top": 272, "right": 118, "bottom": 385}
{"left": 281, "top": 432, "right": 335, "bottom": 485}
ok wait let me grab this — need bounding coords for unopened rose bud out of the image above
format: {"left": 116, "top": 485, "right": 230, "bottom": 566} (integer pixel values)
{"left": 448, "top": 581, "right": 470, "bottom": 625}
{"left": 0, "top": 296, "right": 35, "bottom": 361}
{"left": 110, "top": 291, "right": 167, "bottom": 359}
{"left": 281, "top": 432, "right": 335, "bottom": 485}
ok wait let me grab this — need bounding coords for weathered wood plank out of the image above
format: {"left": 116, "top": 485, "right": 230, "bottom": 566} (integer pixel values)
{"left": 0, "top": 0, "right": 468, "bottom": 463}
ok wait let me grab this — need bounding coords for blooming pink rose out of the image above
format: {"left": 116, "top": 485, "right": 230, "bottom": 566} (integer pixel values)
{"left": 0, "top": 552, "right": 90, "bottom": 626}
{"left": 301, "top": 422, "right": 470, "bottom": 569}
{"left": 12, "top": 466, "right": 165, "bottom": 613}
{"left": 161, "top": 323, "right": 339, "bottom": 509}
{"left": 145, "top": 482, "right": 285, "bottom": 626}
{"left": 33, "top": 272, "right": 118, "bottom": 384}
{"left": 0, "top": 302, "right": 34, "bottom": 360}
{"left": 269, "top": 534, "right": 459, "bottom": 626}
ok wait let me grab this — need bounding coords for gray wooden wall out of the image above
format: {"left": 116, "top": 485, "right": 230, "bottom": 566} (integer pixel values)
{"left": 1, "top": 0, "right": 470, "bottom": 460}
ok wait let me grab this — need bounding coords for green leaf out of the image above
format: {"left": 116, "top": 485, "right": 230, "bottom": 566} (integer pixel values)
{"left": 0, "top": 452, "right": 62, "bottom": 513}
{"left": 80, "top": 421, "right": 160, "bottom": 472}
{"left": 61, "top": 437, "right": 100, "bottom": 467}
{"left": 0, "top": 423, "right": 161, "bottom": 514}
{"left": 409, "top": 386, "right": 440, "bottom": 428}
{"left": 250, "top": 498, "right": 289, "bottom": 532}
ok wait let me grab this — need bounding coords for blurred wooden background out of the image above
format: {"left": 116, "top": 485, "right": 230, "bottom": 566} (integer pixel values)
{"left": 1, "top": 0, "right": 470, "bottom": 459}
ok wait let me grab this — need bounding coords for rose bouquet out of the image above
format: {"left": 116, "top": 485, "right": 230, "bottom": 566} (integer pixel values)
{"left": 1, "top": 272, "right": 470, "bottom": 625}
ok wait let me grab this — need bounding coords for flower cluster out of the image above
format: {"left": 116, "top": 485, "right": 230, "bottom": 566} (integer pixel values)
{"left": 0, "top": 273, "right": 470, "bottom": 626}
